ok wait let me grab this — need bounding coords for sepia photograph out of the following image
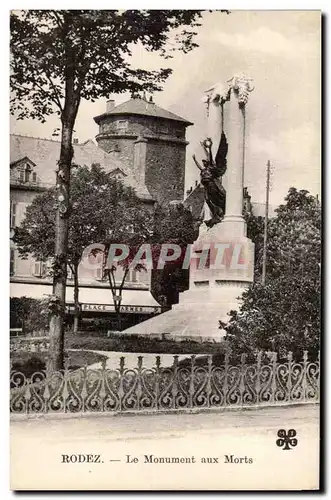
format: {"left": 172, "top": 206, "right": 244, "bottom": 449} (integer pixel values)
{"left": 9, "top": 8, "right": 321, "bottom": 491}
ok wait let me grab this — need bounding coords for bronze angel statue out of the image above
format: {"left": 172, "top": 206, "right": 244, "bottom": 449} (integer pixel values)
{"left": 193, "top": 131, "right": 228, "bottom": 228}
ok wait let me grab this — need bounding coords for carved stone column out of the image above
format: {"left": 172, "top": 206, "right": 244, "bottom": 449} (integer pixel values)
{"left": 204, "top": 74, "right": 254, "bottom": 238}
{"left": 203, "top": 82, "right": 228, "bottom": 160}
{"left": 225, "top": 75, "right": 254, "bottom": 226}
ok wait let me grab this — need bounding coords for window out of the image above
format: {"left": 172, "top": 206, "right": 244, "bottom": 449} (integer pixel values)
{"left": 160, "top": 126, "right": 168, "bottom": 135}
{"left": 17, "top": 163, "right": 34, "bottom": 184}
{"left": 116, "top": 120, "right": 128, "bottom": 130}
{"left": 10, "top": 202, "right": 17, "bottom": 228}
{"left": 67, "top": 266, "right": 74, "bottom": 280}
{"left": 33, "top": 261, "right": 46, "bottom": 278}
{"left": 95, "top": 266, "right": 104, "bottom": 280}
{"left": 24, "top": 167, "right": 31, "bottom": 183}
{"left": 10, "top": 249, "right": 15, "bottom": 276}
{"left": 125, "top": 269, "right": 138, "bottom": 283}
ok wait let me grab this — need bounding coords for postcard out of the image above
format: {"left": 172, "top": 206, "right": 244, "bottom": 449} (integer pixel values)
{"left": 9, "top": 9, "right": 321, "bottom": 491}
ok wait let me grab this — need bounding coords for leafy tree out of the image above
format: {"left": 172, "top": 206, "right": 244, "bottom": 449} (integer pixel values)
{"left": 13, "top": 164, "right": 146, "bottom": 333}
{"left": 222, "top": 188, "right": 321, "bottom": 360}
{"left": 96, "top": 191, "right": 154, "bottom": 330}
{"left": 263, "top": 188, "right": 320, "bottom": 280}
{"left": 13, "top": 163, "right": 196, "bottom": 333}
{"left": 244, "top": 211, "right": 265, "bottom": 278}
{"left": 10, "top": 9, "right": 206, "bottom": 370}
{"left": 99, "top": 202, "right": 197, "bottom": 329}
{"left": 151, "top": 203, "right": 198, "bottom": 306}
{"left": 10, "top": 297, "right": 49, "bottom": 334}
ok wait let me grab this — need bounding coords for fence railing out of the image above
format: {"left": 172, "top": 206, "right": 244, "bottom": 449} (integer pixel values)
{"left": 10, "top": 351, "right": 320, "bottom": 415}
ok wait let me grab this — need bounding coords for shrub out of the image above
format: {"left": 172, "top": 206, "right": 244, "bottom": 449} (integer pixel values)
{"left": 11, "top": 355, "right": 46, "bottom": 379}
{"left": 10, "top": 297, "right": 49, "bottom": 334}
{"left": 65, "top": 332, "right": 227, "bottom": 355}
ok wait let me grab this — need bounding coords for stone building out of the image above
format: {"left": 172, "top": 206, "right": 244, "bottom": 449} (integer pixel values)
{"left": 94, "top": 94, "right": 193, "bottom": 205}
{"left": 10, "top": 95, "right": 193, "bottom": 332}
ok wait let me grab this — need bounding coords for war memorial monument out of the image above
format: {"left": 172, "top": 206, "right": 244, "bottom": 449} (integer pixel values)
{"left": 123, "top": 74, "right": 255, "bottom": 342}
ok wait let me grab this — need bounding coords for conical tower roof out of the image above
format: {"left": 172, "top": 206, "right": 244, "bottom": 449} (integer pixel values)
{"left": 94, "top": 97, "right": 193, "bottom": 126}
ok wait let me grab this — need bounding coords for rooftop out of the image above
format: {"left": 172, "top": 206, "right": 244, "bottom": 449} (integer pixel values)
{"left": 94, "top": 96, "right": 193, "bottom": 126}
{"left": 10, "top": 134, "right": 153, "bottom": 201}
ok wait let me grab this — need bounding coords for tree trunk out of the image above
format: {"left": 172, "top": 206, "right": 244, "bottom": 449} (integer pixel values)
{"left": 73, "top": 262, "right": 80, "bottom": 334}
{"left": 46, "top": 14, "right": 81, "bottom": 372}
{"left": 48, "top": 122, "right": 74, "bottom": 372}
{"left": 73, "top": 315, "right": 79, "bottom": 334}
{"left": 116, "top": 308, "right": 122, "bottom": 331}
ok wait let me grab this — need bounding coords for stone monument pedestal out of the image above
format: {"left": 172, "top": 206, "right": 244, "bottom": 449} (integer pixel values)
{"left": 121, "top": 218, "right": 254, "bottom": 342}
{"left": 177, "top": 217, "right": 254, "bottom": 340}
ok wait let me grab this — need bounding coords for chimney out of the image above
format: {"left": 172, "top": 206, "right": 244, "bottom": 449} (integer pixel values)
{"left": 106, "top": 99, "right": 115, "bottom": 112}
{"left": 73, "top": 138, "right": 79, "bottom": 144}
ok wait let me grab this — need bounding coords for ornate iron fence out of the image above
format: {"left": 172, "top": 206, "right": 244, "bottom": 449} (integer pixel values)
{"left": 10, "top": 351, "right": 319, "bottom": 415}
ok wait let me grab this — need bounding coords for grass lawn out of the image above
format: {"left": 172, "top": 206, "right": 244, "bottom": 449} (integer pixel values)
{"left": 64, "top": 332, "right": 226, "bottom": 355}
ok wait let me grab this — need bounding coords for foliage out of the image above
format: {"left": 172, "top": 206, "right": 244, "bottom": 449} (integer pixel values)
{"left": 12, "top": 188, "right": 55, "bottom": 261}
{"left": 65, "top": 332, "right": 227, "bottom": 355}
{"left": 13, "top": 164, "right": 197, "bottom": 326}
{"left": 10, "top": 10, "right": 205, "bottom": 122}
{"left": 151, "top": 203, "right": 198, "bottom": 305}
{"left": 10, "top": 350, "right": 107, "bottom": 379}
{"left": 223, "top": 188, "right": 321, "bottom": 359}
{"left": 10, "top": 297, "right": 49, "bottom": 333}
{"left": 11, "top": 355, "right": 46, "bottom": 380}
{"left": 13, "top": 164, "right": 142, "bottom": 265}
{"left": 10, "top": 9, "right": 207, "bottom": 370}
{"left": 100, "top": 201, "right": 197, "bottom": 318}
{"left": 13, "top": 164, "right": 148, "bottom": 329}
{"left": 263, "top": 188, "right": 320, "bottom": 279}
{"left": 244, "top": 211, "right": 265, "bottom": 277}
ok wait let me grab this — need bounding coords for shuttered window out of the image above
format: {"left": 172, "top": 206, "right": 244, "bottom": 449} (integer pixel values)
{"left": 10, "top": 202, "right": 17, "bottom": 228}
{"left": 33, "top": 261, "right": 47, "bottom": 277}
{"left": 10, "top": 249, "right": 15, "bottom": 276}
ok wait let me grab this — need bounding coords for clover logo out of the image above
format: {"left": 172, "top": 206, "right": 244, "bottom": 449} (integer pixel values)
{"left": 276, "top": 429, "right": 298, "bottom": 450}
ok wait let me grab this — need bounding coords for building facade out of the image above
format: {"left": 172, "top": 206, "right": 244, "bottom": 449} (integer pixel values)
{"left": 10, "top": 95, "right": 193, "bottom": 332}
{"left": 94, "top": 95, "right": 193, "bottom": 205}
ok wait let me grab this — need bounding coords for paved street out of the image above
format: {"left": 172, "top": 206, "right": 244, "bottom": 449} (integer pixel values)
{"left": 11, "top": 404, "right": 319, "bottom": 491}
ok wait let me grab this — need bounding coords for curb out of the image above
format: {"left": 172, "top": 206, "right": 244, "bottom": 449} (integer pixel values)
{"left": 10, "top": 401, "right": 319, "bottom": 422}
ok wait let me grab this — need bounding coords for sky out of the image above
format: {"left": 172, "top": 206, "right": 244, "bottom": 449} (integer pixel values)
{"left": 10, "top": 10, "right": 321, "bottom": 207}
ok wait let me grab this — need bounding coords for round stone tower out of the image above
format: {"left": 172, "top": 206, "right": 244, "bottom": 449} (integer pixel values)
{"left": 93, "top": 95, "right": 193, "bottom": 204}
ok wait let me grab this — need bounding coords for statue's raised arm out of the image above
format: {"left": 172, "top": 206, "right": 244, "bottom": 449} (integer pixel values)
{"left": 192, "top": 154, "right": 203, "bottom": 171}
